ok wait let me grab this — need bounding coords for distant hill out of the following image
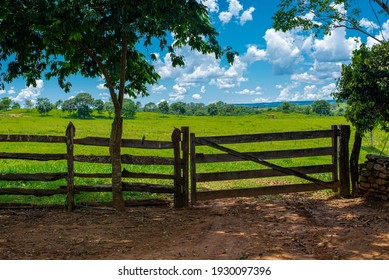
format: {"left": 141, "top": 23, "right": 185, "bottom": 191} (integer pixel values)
{"left": 234, "top": 100, "right": 336, "bottom": 108}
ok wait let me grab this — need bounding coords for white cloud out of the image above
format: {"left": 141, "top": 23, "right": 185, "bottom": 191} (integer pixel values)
{"left": 0, "top": 89, "right": 5, "bottom": 95}
{"left": 97, "top": 83, "right": 107, "bottom": 90}
{"left": 12, "top": 80, "right": 44, "bottom": 104}
{"left": 201, "top": 0, "right": 219, "bottom": 13}
{"left": 313, "top": 27, "right": 359, "bottom": 62}
{"left": 151, "top": 84, "right": 167, "bottom": 93}
{"left": 192, "top": 93, "right": 202, "bottom": 100}
{"left": 241, "top": 45, "right": 266, "bottom": 63}
{"left": 367, "top": 19, "right": 389, "bottom": 47}
{"left": 291, "top": 72, "right": 319, "bottom": 84}
{"left": 360, "top": 18, "right": 379, "bottom": 33}
{"left": 263, "top": 29, "right": 304, "bottom": 75}
{"left": 240, "top": 7, "right": 255, "bottom": 25}
{"left": 235, "top": 87, "right": 262, "bottom": 95}
{"left": 200, "top": 86, "right": 206, "bottom": 93}
{"left": 218, "top": 0, "right": 253, "bottom": 25}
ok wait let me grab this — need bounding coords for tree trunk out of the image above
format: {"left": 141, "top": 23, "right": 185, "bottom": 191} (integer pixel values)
{"left": 350, "top": 130, "right": 362, "bottom": 196}
{"left": 110, "top": 114, "right": 125, "bottom": 211}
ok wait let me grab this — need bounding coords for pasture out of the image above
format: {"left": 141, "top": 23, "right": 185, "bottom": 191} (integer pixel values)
{"left": 0, "top": 110, "right": 387, "bottom": 205}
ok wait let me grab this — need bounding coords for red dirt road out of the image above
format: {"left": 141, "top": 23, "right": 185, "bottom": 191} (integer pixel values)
{"left": 0, "top": 193, "right": 388, "bottom": 260}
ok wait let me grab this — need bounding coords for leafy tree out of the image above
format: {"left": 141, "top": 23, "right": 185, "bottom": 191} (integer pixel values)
{"left": 54, "top": 100, "right": 63, "bottom": 109}
{"left": 0, "top": 0, "right": 235, "bottom": 210}
{"left": 273, "top": 0, "right": 389, "bottom": 44}
{"left": 135, "top": 101, "right": 142, "bottom": 111}
{"left": 94, "top": 99, "right": 105, "bottom": 114}
{"left": 207, "top": 103, "right": 218, "bottom": 116}
{"left": 158, "top": 101, "right": 169, "bottom": 114}
{"left": 279, "top": 101, "right": 292, "bottom": 113}
{"left": 333, "top": 43, "right": 389, "bottom": 191}
{"left": 36, "top": 98, "right": 54, "bottom": 115}
{"left": 11, "top": 102, "right": 21, "bottom": 109}
{"left": 61, "top": 98, "right": 77, "bottom": 114}
{"left": 121, "top": 99, "right": 137, "bottom": 119}
{"left": 24, "top": 100, "right": 34, "bottom": 111}
{"left": 0, "top": 97, "right": 12, "bottom": 111}
{"left": 104, "top": 101, "right": 115, "bottom": 118}
{"left": 170, "top": 102, "right": 187, "bottom": 115}
{"left": 143, "top": 102, "right": 157, "bottom": 112}
{"left": 312, "top": 100, "right": 331, "bottom": 116}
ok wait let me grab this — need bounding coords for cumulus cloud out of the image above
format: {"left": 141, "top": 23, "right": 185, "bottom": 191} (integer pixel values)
{"left": 240, "top": 7, "right": 255, "bottom": 25}
{"left": 218, "top": 0, "right": 254, "bottom": 25}
{"left": 96, "top": 83, "right": 107, "bottom": 90}
{"left": 201, "top": 0, "right": 219, "bottom": 13}
{"left": 235, "top": 86, "right": 262, "bottom": 95}
{"left": 263, "top": 29, "right": 304, "bottom": 75}
{"left": 241, "top": 45, "right": 266, "bottom": 63}
{"left": 192, "top": 93, "right": 202, "bottom": 100}
{"left": 313, "top": 27, "right": 359, "bottom": 62}
{"left": 360, "top": 18, "right": 379, "bottom": 33}
{"left": 12, "top": 80, "right": 44, "bottom": 104}
{"left": 367, "top": 19, "right": 389, "bottom": 47}
{"left": 151, "top": 84, "right": 167, "bottom": 93}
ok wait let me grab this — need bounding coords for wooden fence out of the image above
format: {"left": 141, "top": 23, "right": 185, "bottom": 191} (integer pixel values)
{"left": 0, "top": 123, "right": 189, "bottom": 209}
{"left": 190, "top": 125, "right": 351, "bottom": 203}
{"left": 0, "top": 123, "right": 351, "bottom": 209}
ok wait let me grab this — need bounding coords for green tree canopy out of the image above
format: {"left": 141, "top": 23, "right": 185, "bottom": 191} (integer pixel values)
{"left": 312, "top": 100, "right": 331, "bottom": 116}
{"left": 121, "top": 99, "right": 136, "bottom": 119}
{"left": 0, "top": 97, "right": 12, "bottom": 111}
{"left": 36, "top": 98, "right": 54, "bottom": 115}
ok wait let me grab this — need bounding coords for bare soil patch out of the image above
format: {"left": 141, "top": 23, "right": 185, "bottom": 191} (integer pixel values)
{"left": 0, "top": 193, "right": 388, "bottom": 260}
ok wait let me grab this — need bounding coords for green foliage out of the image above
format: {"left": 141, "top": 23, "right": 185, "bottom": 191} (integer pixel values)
{"left": 157, "top": 101, "right": 169, "bottom": 114}
{"left": 121, "top": 99, "right": 136, "bottom": 119}
{"left": 61, "top": 92, "right": 95, "bottom": 119}
{"left": 333, "top": 43, "right": 389, "bottom": 135}
{"left": 36, "top": 98, "right": 54, "bottom": 115}
{"left": 143, "top": 102, "right": 157, "bottom": 112}
{"left": 170, "top": 102, "right": 187, "bottom": 115}
{"left": 0, "top": 97, "right": 12, "bottom": 111}
{"left": 312, "top": 100, "right": 331, "bottom": 116}
{"left": 279, "top": 101, "right": 292, "bottom": 113}
{"left": 273, "top": 0, "right": 387, "bottom": 44}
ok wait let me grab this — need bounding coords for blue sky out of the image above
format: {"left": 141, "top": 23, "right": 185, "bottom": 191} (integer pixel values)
{"left": 0, "top": 0, "right": 387, "bottom": 106}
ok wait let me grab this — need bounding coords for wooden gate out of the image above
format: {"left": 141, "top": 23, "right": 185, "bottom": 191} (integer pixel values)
{"left": 190, "top": 125, "right": 351, "bottom": 203}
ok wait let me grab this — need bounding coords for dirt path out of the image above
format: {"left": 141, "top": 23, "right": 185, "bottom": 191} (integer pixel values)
{"left": 0, "top": 193, "right": 388, "bottom": 260}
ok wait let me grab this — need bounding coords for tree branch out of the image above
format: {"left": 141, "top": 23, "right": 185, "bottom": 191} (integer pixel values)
{"left": 373, "top": 0, "right": 389, "bottom": 15}
{"left": 118, "top": 35, "right": 128, "bottom": 108}
{"left": 77, "top": 42, "right": 120, "bottom": 109}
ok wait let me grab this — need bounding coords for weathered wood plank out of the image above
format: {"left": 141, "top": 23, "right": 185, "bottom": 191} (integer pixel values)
{"left": 0, "top": 153, "right": 66, "bottom": 161}
{"left": 196, "top": 182, "right": 339, "bottom": 201}
{"left": 339, "top": 125, "right": 351, "bottom": 197}
{"left": 196, "top": 130, "right": 333, "bottom": 145}
{"left": 73, "top": 183, "right": 174, "bottom": 194}
{"left": 74, "top": 137, "right": 174, "bottom": 149}
{"left": 122, "top": 168, "right": 174, "bottom": 180}
{"left": 196, "top": 164, "right": 334, "bottom": 182}
{"left": 195, "top": 147, "right": 333, "bottom": 163}
{"left": 0, "top": 135, "right": 66, "bottom": 143}
{"left": 0, "top": 173, "right": 67, "bottom": 181}
{"left": 66, "top": 122, "right": 75, "bottom": 211}
{"left": 73, "top": 154, "right": 175, "bottom": 165}
{"left": 77, "top": 199, "right": 170, "bottom": 207}
{"left": 0, "top": 188, "right": 67, "bottom": 196}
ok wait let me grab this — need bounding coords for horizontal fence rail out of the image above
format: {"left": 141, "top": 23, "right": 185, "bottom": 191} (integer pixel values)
{"left": 0, "top": 122, "right": 189, "bottom": 209}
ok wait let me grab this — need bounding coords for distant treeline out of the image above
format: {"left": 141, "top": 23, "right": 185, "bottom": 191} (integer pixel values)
{"left": 1, "top": 94, "right": 344, "bottom": 118}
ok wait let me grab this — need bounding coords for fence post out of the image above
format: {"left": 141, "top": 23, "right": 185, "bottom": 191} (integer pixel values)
{"left": 339, "top": 125, "right": 351, "bottom": 197}
{"left": 190, "top": 133, "right": 197, "bottom": 205}
{"left": 66, "top": 122, "right": 75, "bottom": 211}
{"left": 172, "top": 128, "right": 184, "bottom": 208}
{"left": 181, "top": 127, "right": 189, "bottom": 207}
{"left": 331, "top": 125, "right": 339, "bottom": 191}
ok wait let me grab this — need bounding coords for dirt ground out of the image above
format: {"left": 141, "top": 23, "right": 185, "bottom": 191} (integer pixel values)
{"left": 0, "top": 193, "right": 388, "bottom": 260}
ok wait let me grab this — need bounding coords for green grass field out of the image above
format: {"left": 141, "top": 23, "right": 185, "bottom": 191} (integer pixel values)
{"left": 0, "top": 109, "right": 388, "bottom": 205}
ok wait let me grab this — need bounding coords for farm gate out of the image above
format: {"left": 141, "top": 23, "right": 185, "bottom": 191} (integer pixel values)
{"left": 0, "top": 123, "right": 189, "bottom": 209}
{"left": 190, "top": 125, "right": 351, "bottom": 203}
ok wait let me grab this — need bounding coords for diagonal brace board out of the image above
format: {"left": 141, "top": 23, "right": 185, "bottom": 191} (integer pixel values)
{"left": 196, "top": 138, "right": 332, "bottom": 189}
